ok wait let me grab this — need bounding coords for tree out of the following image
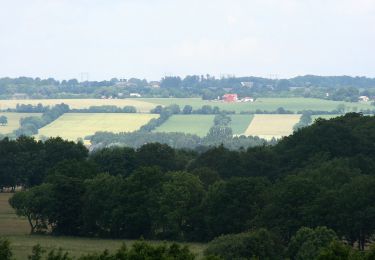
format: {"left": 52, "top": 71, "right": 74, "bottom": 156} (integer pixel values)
{"left": 155, "top": 172, "right": 205, "bottom": 240}
{"left": 0, "top": 115, "right": 8, "bottom": 126}
{"left": 316, "top": 240, "right": 363, "bottom": 260}
{"left": 89, "top": 147, "right": 136, "bottom": 177}
{"left": 287, "top": 226, "right": 338, "bottom": 260}
{"left": 136, "top": 143, "right": 178, "bottom": 171}
{"left": 182, "top": 105, "right": 193, "bottom": 114}
{"left": 82, "top": 174, "right": 126, "bottom": 237}
{"left": 204, "top": 229, "right": 284, "bottom": 260}
{"left": 9, "top": 184, "right": 54, "bottom": 233}
{"left": 202, "top": 177, "right": 270, "bottom": 239}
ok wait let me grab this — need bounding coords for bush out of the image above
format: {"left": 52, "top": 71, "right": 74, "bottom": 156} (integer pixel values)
{"left": 0, "top": 238, "right": 13, "bottom": 260}
{"left": 204, "top": 229, "right": 284, "bottom": 259}
{"left": 287, "top": 226, "right": 338, "bottom": 260}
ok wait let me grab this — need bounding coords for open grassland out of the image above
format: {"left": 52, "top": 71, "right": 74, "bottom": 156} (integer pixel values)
{"left": 38, "top": 113, "right": 158, "bottom": 142}
{"left": 230, "top": 115, "right": 254, "bottom": 135}
{"left": 0, "top": 112, "right": 41, "bottom": 134}
{"left": 139, "top": 97, "right": 373, "bottom": 113}
{"left": 154, "top": 115, "right": 215, "bottom": 137}
{"left": 0, "top": 99, "right": 157, "bottom": 113}
{"left": 0, "top": 193, "right": 205, "bottom": 259}
{"left": 244, "top": 114, "right": 301, "bottom": 140}
{"left": 0, "top": 193, "right": 29, "bottom": 236}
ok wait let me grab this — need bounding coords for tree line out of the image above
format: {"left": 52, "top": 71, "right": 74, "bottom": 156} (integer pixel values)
{"left": 2, "top": 75, "right": 375, "bottom": 101}
{"left": 2, "top": 113, "right": 375, "bottom": 256}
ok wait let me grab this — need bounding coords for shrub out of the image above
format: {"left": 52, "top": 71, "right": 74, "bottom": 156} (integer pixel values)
{"left": 204, "top": 229, "right": 284, "bottom": 259}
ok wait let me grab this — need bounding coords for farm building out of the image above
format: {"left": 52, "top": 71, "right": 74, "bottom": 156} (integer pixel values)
{"left": 240, "top": 97, "right": 254, "bottom": 102}
{"left": 223, "top": 94, "right": 238, "bottom": 102}
{"left": 359, "top": 96, "right": 370, "bottom": 102}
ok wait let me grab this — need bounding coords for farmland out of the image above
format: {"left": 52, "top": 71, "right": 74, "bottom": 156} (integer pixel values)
{"left": 0, "top": 112, "right": 41, "bottom": 134}
{"left": 139, "top": 97, "right": 373, "bottom": 113}
{"left": 0, "top": 193, "right": 205, "bottom": 259}
{"left": 230, "top": 114, "right": 254, "bottom": 135}
{"left": 38, "top": 113, "right": 158, "bottom": 142}
{"left": 154, "top": 115, "right": 215, "bottom": 137}
{"left": 244, "top": 114, "right": 301, "bottom": 140}
{"left": 0, "top": 99, "right": 157, "bottom": 113}
{"left": 0, "top": 98, "right": 372, "bottom": 141}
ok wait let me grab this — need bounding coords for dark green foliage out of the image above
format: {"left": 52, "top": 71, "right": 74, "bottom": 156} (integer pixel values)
{"left": 46, "top": 248, "right": 72, "bottom": 260}
{"left": 287, "top": 226, "right": 338, "bottom": 260}
{"left": 6, "top": 113, "right": 375, "bottom": 249}
{"left": 71, "top": 105, "right": 137, "bottom": 113}
{"left": 316, "top": 240, "right": 364, "bottom": 260}
{"left": 28, "top": 244, "right": 45, "bottom": 260}
{"left": 204, "top": 229, "right": 284, "bottom": 260}
{"left": 89, "top": 147, "right": 136, "bottom": 177}
{"left": 78, "top": 241, "right": 196, "bottom": 260}
{"left": 202, "top": 177, "right": 270, "bottom": 240}
{"left": 155, "top": 172, "right": 205, "bottom": 240}
{"left": 0, "top": 238, "right": 12, "bottom": 260}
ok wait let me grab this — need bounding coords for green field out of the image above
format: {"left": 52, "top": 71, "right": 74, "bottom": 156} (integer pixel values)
{"left": 38, "top": 113, "right": 158, "bottom": 142}
{"left": 139, "top": 97, "right": 373, "bottom": 113}
{"left": 0, "top": 193, "right": 205, "bottom": 259}
{"left": 154, "top": 115, "right": 215, "bottom": 137}
{"left": 0, "top": 99, "right": 157, "bottom": 113}
{"left": 230, "top": 114, "right": 254, "bottom": 135}
{"left": 0, "top": 112, "right": 41, "bottom": 135}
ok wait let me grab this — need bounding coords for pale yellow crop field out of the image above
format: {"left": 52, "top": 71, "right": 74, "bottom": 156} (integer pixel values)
{"left": 0, "top": 112, "right": 41, "bottom": 134}
{"left": 244, "top": 114, "right": 301, "bottom": 140}
{"left": 0, "top": 99, "right": 157, "bottom": 113}
{"left": 38, "top": 113, "right": 158, "bottom": 142}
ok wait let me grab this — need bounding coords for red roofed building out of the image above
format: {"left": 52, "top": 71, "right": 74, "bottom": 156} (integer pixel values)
{"left": 222, "top": 94, "right": 238, "bottom": 102}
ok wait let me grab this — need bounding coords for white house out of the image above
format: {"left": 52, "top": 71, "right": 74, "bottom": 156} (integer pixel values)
{"left": 359, "top": 96, "right": 370, "bottom": 102}
{"left": 130, "top": 93, "right": 142, "bottom": 97}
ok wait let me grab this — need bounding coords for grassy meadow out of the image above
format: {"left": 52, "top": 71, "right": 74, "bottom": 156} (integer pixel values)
{"left": 0, "top": 112, "right": 41, "bottom": 135}
{"left": 244, "top": 114, "right": 301, "bottom": 140}
{"left": 0, "top": 193, "right": 206, "bottom": 259}
{"left": 38, "top": 113, "right": 158, "bottom": 142}
{"left": 0, "top": 99, "right": 157, "bottom": 113}
{"left": 154, "top": 115, "right": 215, "bottom": 137}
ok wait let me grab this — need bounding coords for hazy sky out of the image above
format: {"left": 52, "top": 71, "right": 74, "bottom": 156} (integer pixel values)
{"left": 0, "top": 0, "right": 374, "bottom": 80}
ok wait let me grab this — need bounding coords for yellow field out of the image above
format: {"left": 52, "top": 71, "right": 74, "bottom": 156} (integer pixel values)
{"left": 244, "top": 114, "right": 301, "bottom": 140}
{"left": 38, "top": 113, "right": 158, "bottom": 142}
{"left": 0, "top": 112, "right": 41, "bottom": 135}
{"left": 0, "top": 99, "right": 157, "bottom": 113}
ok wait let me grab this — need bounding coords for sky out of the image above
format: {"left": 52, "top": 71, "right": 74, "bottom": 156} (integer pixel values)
{"left": 0, "top": 0, "right": 374, "bottom": 81}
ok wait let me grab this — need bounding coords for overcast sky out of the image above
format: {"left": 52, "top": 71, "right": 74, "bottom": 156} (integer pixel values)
{"left": 0, "top": 0, "right": 374, "bottom": 81}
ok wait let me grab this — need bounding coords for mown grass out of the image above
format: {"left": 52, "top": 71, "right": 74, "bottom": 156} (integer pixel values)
{"left": 38, "top": 113, "right": 158, "bottom": 142}
{"left": 154, "top": 115, "right": 215, "bottom": 137}
{"left": 0, "top": 99, "right": 157, "bottom": 113}
{"left": 0, "top": 193, "right": 206, "bottom": 259}
{"left": 0, "top": 112, "right": 41, "bottom": 135}
{"left": 139, "top": 97, "right": 373, "bottom": 113}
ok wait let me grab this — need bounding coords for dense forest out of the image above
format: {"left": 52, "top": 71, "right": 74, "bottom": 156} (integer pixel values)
{"left": 2, "top": 113, "right": 375, "bottom": 259}
{"left": 1, "top": 75, "right": 375, "bottom": 101}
